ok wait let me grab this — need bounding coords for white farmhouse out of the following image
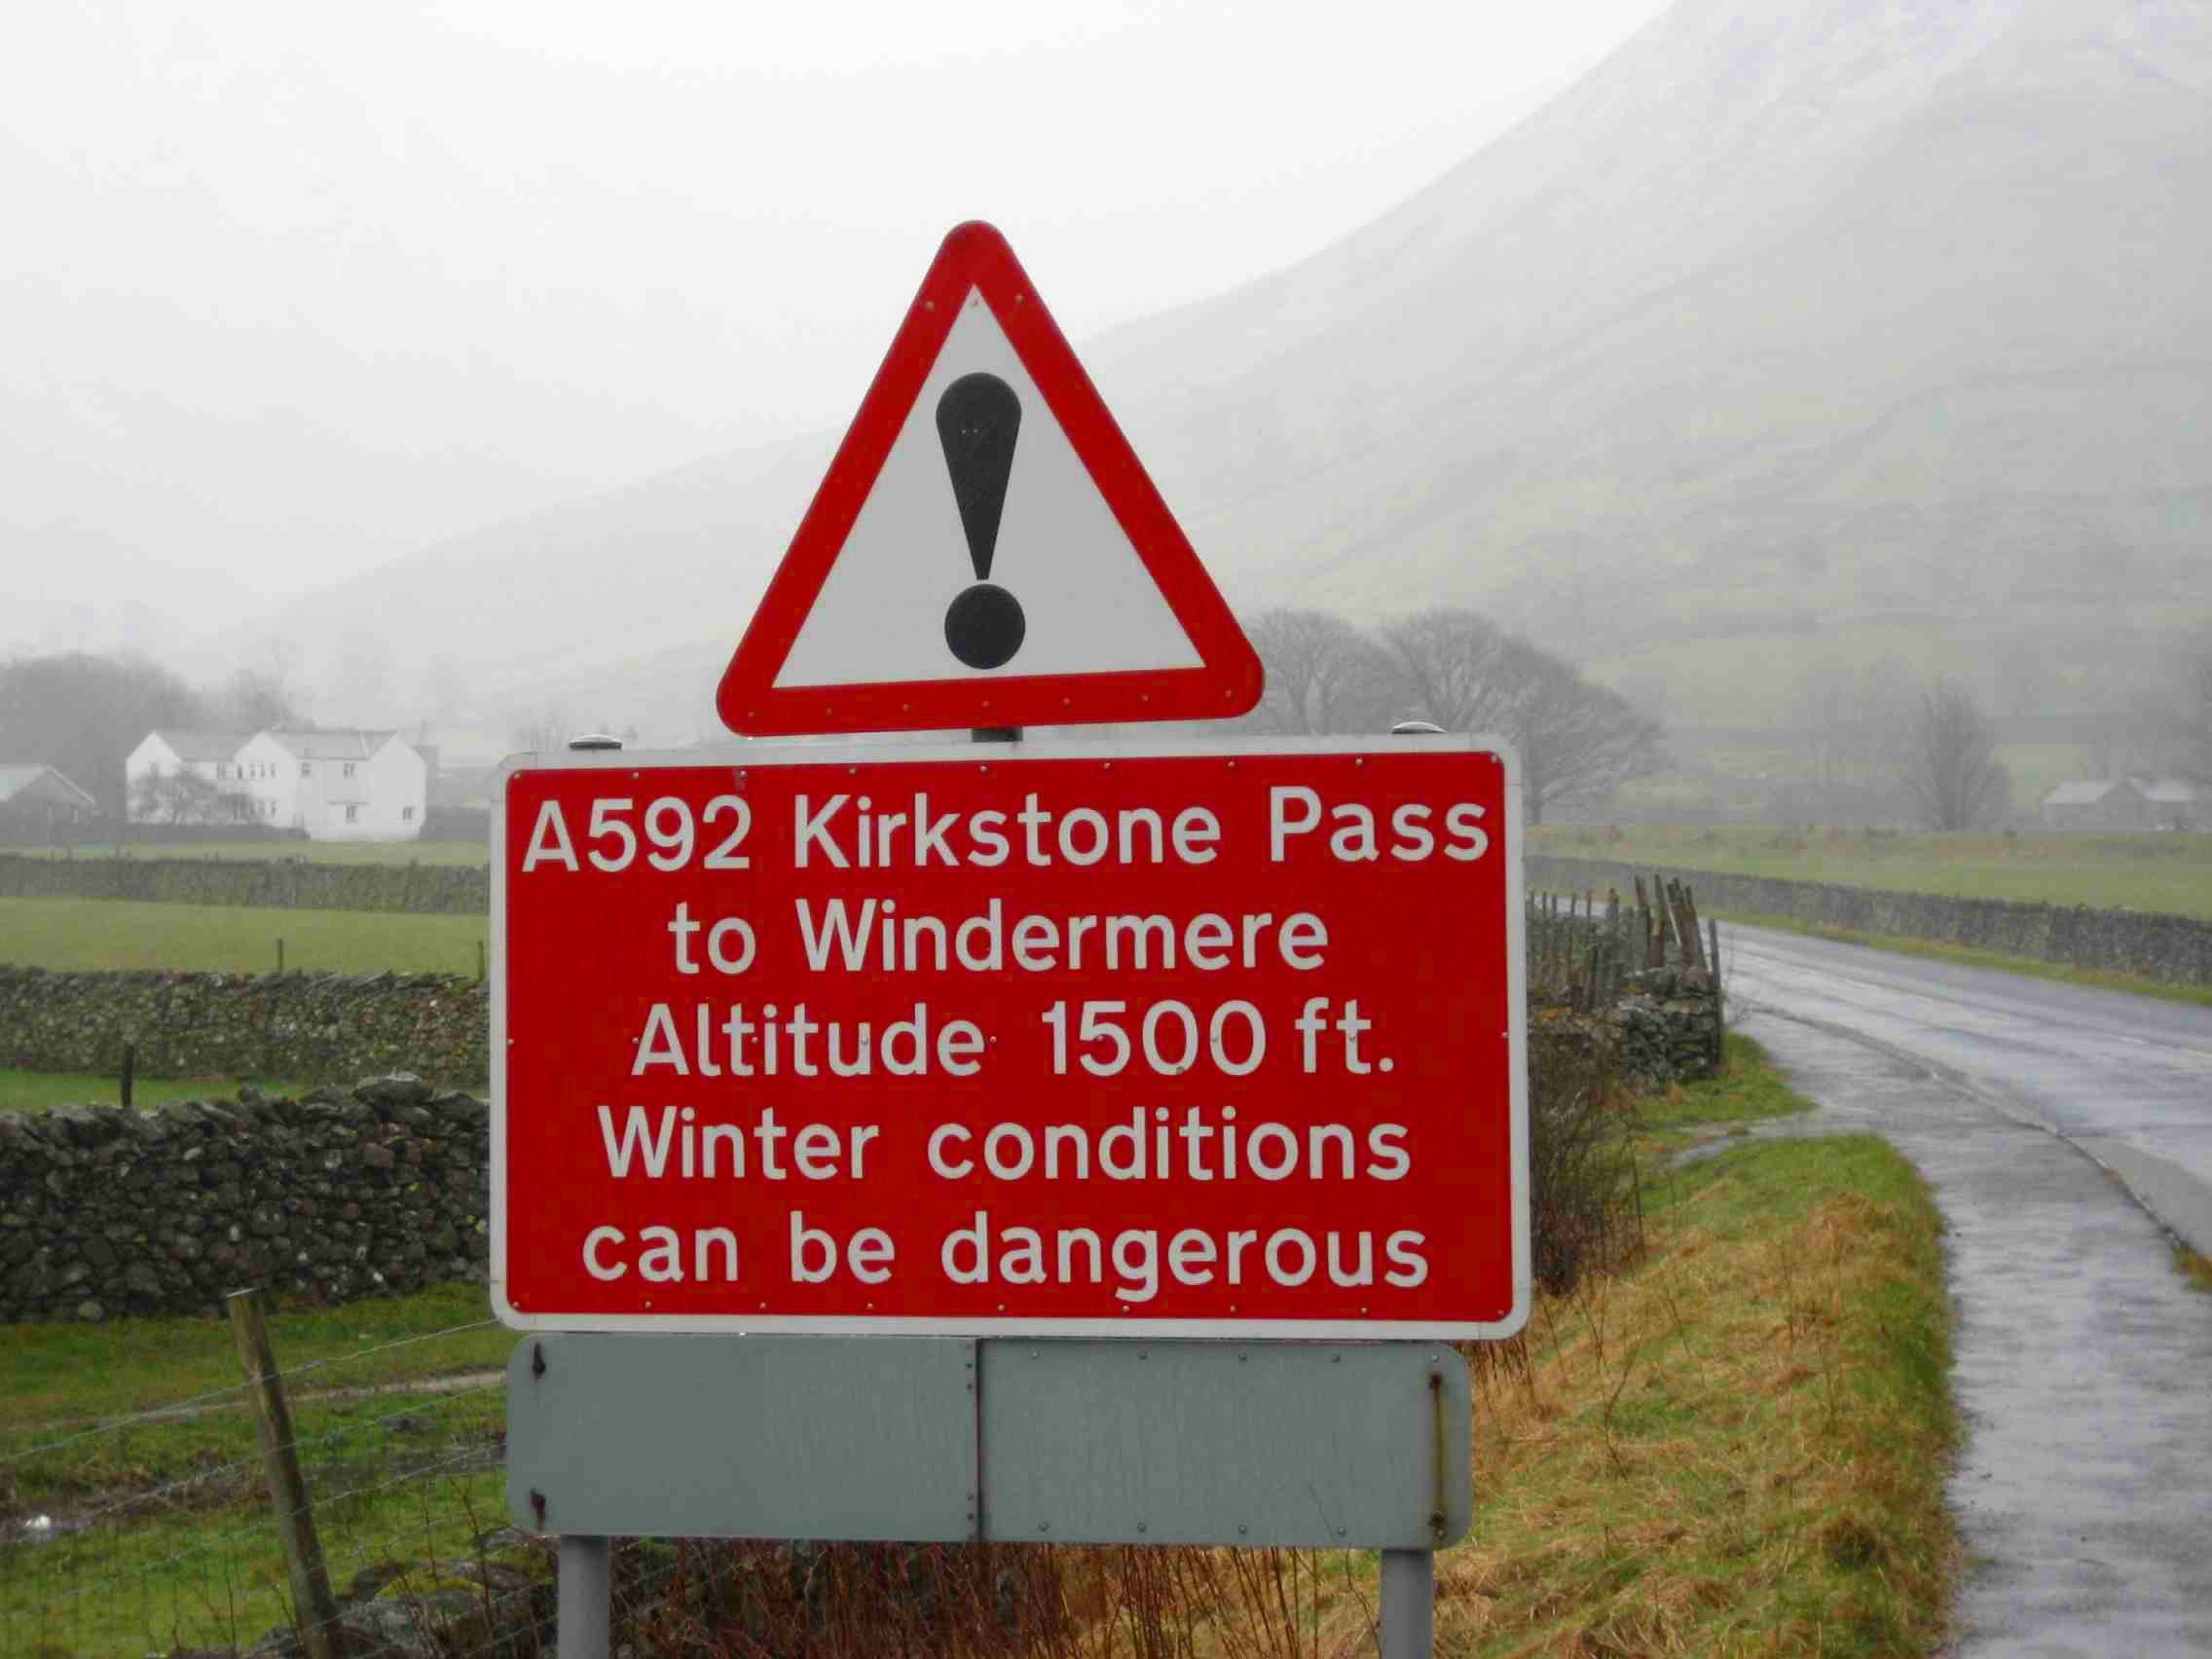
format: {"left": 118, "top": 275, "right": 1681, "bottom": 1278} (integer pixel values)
{"left": 233, "top": 731, "right": 428, "bottom": 842}
{"left": 124, "top": 731, "right": 252, "bottom": 824}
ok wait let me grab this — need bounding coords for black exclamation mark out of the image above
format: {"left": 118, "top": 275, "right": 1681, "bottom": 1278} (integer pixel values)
{"left": 937, "top": 372, "right": 1026, "bottom": 670}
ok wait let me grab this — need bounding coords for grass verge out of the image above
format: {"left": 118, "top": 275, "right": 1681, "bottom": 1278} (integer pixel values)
{"left": 1431, "top": 1133, "right": 1956, "bottom": 1651}
{"left": 1123, "top": 1040, "right": 1957, "bottom": 1656}
{"left": 0, "top": 1072, "right": 314, "bottom": 1117}
{"left": 4, "top": 1047, "right": 1957, "bottom": 1657}
{"left": 0, "top": 895, "right": 488, "bottom": 977}
{"left": 3, "top": 1283, "right": 508, "bottom": 1447}
{"left": 1637, "top": 1032, "right": 1817, "bottom": 1135}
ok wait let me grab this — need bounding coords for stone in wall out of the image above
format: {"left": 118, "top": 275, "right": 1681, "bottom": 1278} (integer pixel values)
{"left": 0, "top": 966, "right": 489, "bottom": 1086}
{"left": 0, "top": 1075, "right": 490, "bottom": 1323}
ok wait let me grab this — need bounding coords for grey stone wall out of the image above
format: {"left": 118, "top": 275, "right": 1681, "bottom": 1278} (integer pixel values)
{"left": 1609, "top": 965, "right": 1723, "bottom": 1088}
{"left": 0, "top": 1076, "right": 489, "bottom": 1322}
{"left": 0, "top": 852, "right": 488, "bottom": 913}
{"left": 0, "top": 966, "right": 489, "bottom": 1084}
{"left": 1527, "top": 855, "right": 2212, "bottom": 986}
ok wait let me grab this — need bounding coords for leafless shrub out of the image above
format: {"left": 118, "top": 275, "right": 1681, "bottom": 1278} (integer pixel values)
{"left": 1525, "top": 1022, "right": 1643, "bottom": 1298}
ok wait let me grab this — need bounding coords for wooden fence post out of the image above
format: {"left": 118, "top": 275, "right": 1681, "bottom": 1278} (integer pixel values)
{"left": 228, "top": 1289, "right": 343, "bottom": 1659}
{"left": 1708, "top": 916, "right": 1725, "bottom": 1061}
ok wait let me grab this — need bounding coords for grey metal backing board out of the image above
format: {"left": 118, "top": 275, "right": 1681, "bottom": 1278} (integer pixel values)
{"left": 508, "top": 1335, "right": 1470, "bottom": 1548}
{"left": 981, "top": 1340, "right": 1469, "bottom": 1548}
{"left": 506, "top": 1334, "right": 978, "bottom": 1541}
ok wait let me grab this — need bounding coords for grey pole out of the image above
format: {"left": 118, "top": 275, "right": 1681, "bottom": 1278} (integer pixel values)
{"left": 1379, "top": 1547, "right": 1434, "bottom": 1655}
{"left": 1380, "top": 719, "right": 1449, "bottom": 1659}
{"left": 558, "top": 1534, "right": 611, "bottom": 1659}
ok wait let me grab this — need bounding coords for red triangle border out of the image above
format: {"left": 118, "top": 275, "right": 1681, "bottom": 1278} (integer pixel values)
{"left": 717, "top": 221, "right": 1263, "bottom": 736}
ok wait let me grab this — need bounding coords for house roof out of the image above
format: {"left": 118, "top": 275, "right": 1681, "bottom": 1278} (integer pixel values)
{"left": 0, "top": 763, "right": 101, "bottom": 812}
{"left": 2042, "top": 780, "right": 2124, "bottom": 806}
{"left": 2138, "top": 777, "right": 2201, "bottom": 804}
{"left": 146, "top": 731, "right": 249, "bottom": 764}
{"left": 259, "top": 730, "right": 400, "bottom": 761}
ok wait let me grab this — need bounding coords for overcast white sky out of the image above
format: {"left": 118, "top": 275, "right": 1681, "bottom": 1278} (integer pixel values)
{"left": 4, "top": 0, "right": 1668, "bottom": 645}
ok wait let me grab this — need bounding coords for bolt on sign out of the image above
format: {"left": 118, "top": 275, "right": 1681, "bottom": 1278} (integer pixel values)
{"left": 491, "top": 736, "right": 1529, "bottom": 1339}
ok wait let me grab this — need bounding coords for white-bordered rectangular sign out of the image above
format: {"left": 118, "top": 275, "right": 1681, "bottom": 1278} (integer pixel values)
{"left": 491, "top": 733, "right": 1527, "bottom": 1340}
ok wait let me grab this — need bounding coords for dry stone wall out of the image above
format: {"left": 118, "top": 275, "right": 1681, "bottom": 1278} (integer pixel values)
{"left": 0, "top": 1076, "right": 489, "bottom": 1322}
{"left": 0, "top": 966, "right": 489, "bottom": 1084}
{"left": 0, "top": 852, "right": 488, "bottom": 913}
{"left": 1527, "top": 855, "right": 2212, "bottom": 987}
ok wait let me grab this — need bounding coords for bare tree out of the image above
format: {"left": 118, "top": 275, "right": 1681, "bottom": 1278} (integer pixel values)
{"left": 0, "top": 651, "right": 206, "bottom": 817}
{"left": 1237, "top": 609, "right": 1407, "bottom": 735}
{"left": 1381, "top": 608, "right": 1663, "bottom": 825}
{"left": 1509, "top": 649, "right": 1667, "bottom": 826}
{"left": 129, "top": 766, "right": 249, "bottom": 826}
{"left": 1899, "top": 679, "right": 2011, "bottom": 830}
{"left": 1378, "top": 609, "right": 1524, "bottom": 733}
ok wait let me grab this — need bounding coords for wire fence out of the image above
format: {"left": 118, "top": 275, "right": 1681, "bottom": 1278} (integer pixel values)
{"left": 1525, "top": 875, "right": 1720, "bottom": 1009}
{"left": 0, "top": 1294, "right": 1374, "bottom": 1658}
{"left": 1, "top": 1315, "right": 522, "bottom": 1658}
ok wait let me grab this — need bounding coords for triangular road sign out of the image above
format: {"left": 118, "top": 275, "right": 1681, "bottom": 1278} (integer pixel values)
{"left": 718, "top": 221, "right": 1263, "bottom": 735}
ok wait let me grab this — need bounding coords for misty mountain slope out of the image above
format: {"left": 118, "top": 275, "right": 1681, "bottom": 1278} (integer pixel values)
{"left": 244, "top": 426, "right": 835, "bottom": 710}
{"left": 1129, "top": 0, "right": 2212, "bottom": 706}
{"left": 245, "top": 0, "right": 2211, "bottom": 735}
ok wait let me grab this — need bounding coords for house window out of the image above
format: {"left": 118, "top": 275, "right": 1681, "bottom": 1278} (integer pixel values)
{"left": 301, "top": 762, "right": 313, "bottom": 777}
{"left": 401, "top": 805, "right": 416, "bottom": 822}
{"left": 345, "top": 804, "right": 360, "bottom": 824}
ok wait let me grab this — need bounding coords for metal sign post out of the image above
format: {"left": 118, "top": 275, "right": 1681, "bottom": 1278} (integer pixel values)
{"left": 1381, "top": 1547, "right": 1434, "bottom": 1656}
{"left": 498, "top": 225, "right": 1528, "bottom": 1657}
{"left": 555, "top": 1535, "right": 608, "bottom": 1659}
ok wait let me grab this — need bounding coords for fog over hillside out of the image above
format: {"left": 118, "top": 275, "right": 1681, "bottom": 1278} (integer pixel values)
{"left": 206, "top": 0, "right": 2212, "bottom": 741}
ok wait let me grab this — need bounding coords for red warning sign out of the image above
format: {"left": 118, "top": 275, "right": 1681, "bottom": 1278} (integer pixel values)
{"left": 717, "top": 223, "right": 1262, "bottom": 736}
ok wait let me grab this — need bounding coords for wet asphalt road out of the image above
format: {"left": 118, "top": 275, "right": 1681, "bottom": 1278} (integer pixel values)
{"left": 1718, "top": 924, "right": 2212, "bottom": 1654}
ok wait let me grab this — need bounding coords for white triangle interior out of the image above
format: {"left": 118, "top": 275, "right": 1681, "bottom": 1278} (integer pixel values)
{"left": 774, "top": 289, "right": 1205, "bottom": 689}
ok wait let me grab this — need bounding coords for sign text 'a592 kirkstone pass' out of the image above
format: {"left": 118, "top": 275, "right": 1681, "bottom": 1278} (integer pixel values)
{"left": 491, "top": 737, "right": 1527, "bottom": 1340}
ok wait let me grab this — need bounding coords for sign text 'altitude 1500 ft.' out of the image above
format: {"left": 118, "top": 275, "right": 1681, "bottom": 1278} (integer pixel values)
{"left": 492, "top": 737, "right": 1527, "bottom": 1340}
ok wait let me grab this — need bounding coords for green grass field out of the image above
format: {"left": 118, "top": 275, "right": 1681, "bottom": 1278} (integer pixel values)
{"left": 1534, "top": 825, "right": 2212, "bottom": 919}
{"left": 3, "top": 1283, "right": 512, "bottom": 1659}
{"left": 18, "top": 839, "right": 489, "bottom": 866}
{"left": 0, "top": 896, "right": 488, "bottom": 977}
